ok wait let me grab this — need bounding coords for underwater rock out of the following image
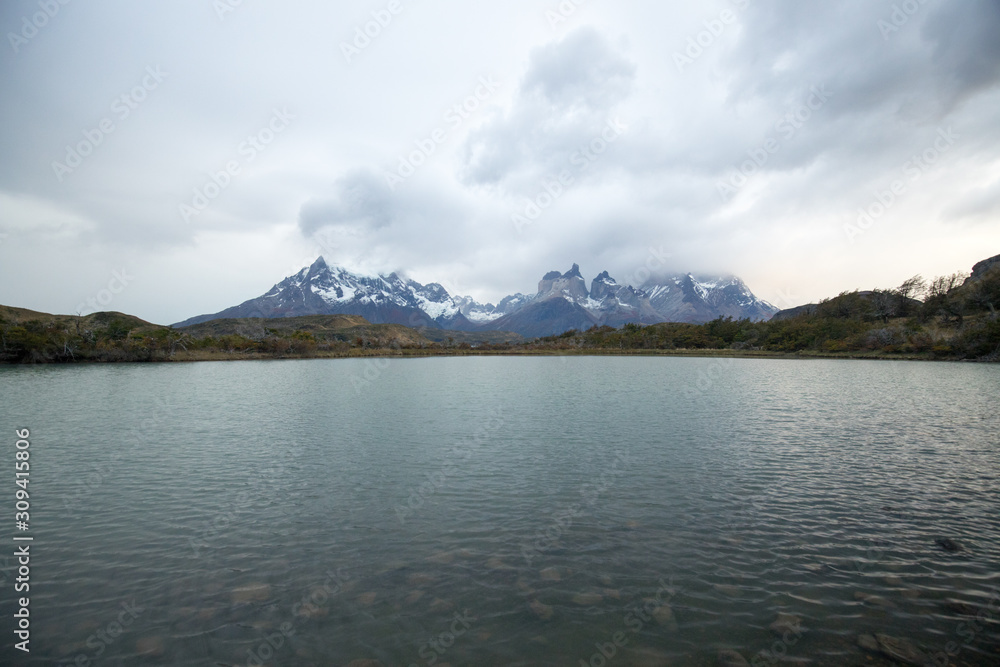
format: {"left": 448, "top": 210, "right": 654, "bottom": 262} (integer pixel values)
{"left": 857, "top": 633, "right": 937, "bottom": 667}
{"left": 651, "top": 603, "right": 676, "bottom": 629}
{"left": 854, "top": 592, "right": 896, "bottom": 608}
{"left": 135, "top": 636, "right": 165, "bottom": 656}
{"left": 231, "top": 583, "right": 271, "bottom": 603}
{"left": 935, "top": 538, "right": 963, "bottom": 553}
{"left": 942, "top": 601, "right": 979, "bottom": 616}
{"left": 529, "top": 599, "right": 554, "bottom": 620}
{"left": 429, "top": 597, "right": 454, "bottom": 612}
{"left": 428, "top": 551, "right": 455, "bottom": 564}
{"left": 357, "top": 592, "right": 377, "bottom": 606}
{"left": 407, "top": 573, "right": 434, "bottom": 586}
{"left": 540, "top": 567, "right": 561, "bottom": 581}
{"left": 713, "top": 584, "right": 742, "bottom": 597}
{"left": 769, "top": 612, "right": 802, "bottom": 636}
{"left": 572, "top": 592, "right": 603, "bottom": 606}
{"left": 717, "top": 648, "right": 750, "bottom": 666}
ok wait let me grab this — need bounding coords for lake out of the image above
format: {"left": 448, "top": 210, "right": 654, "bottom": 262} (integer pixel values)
{"left": 1, "top": 356, "right": 999, "bottom": 666}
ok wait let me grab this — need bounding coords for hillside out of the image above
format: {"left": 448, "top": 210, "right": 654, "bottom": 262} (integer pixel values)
{"left": 2, "top": 252, "right": 997, "bottom": 363}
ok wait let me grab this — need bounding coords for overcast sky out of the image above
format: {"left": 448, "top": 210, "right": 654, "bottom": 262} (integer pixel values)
{"left": 2, "top": 0, "right": 999, "bottom": 324}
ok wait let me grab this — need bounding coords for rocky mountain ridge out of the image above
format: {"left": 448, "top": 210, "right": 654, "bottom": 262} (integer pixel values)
{"left": 174, "top": 258, "right": 779, "bottom": 337}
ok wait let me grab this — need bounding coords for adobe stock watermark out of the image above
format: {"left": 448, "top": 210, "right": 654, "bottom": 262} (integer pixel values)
{"left": 75, "top": 269, "right": 134, "bottom": 316}
{"left": 340, "top": 0, "right": 409, "bottom": 64}
{"left": 545, "top": 0, "right": 590, "bottom": 30}
{"left": 844, "top": 126, "right": 959, "bottom": 244}
{"left": 245, "top": 568, "right": 349, "bottom": 667}
{"left": 717, "top": 84, "right": 833, "bottom": 202}
{"left": 930, "top": 587, "right": 1000, "bottom": 667}
{"left": 52, "top": 66, "right": 167, "bottom": 182}
{"left": 350, "top": 341, "right": 404, "bottom": 394}
{"left": 395, "top": 406, "right": 505, "bottom": 524}
{"left": 512, "top": 117, "right": 628, "bottom": 233}
{"left": 577, "top": 578, "right": 681, "bottom": 667}
{"left": 281, "top": 235, "right": 341, "bottom": 282}
{"left": 7, "top": 0, "right": 71, "bottom": 54}
{"left": 750, "top": 615, "right": 808, "bottom": 667}
{"left": 385, "top": 76, "right": 501, "bottom": 190}
{"left": 521, "top": 451, "right": 631, "bottom": 565}
{"left": 408, "top": 611, "right": 475, "bottom": 667}
{"left": 189, "top": 463, "right": 287, "bottom": 558}
{"left": 618, "top": 246, "right": 673, "bottom": 290}
{"left": 213, "top": 0, "right": 246, "bottom": 21}
{"left": 878, "top": 0, "right": 931, "bottom": 41}
{"left": 178, "top": 108, "right": 294, "bottom": 223}
{"left": 67, "top": 599, "right": 145, "bottom": 666}
{"left": 60, "top": 395, "right": 179, "bottom": 517}
{"left": 674, "top": 0, "right": 749, "bottom": 73}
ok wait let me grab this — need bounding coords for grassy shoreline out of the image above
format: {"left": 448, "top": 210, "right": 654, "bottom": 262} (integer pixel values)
{"left": 8, "top": 346, "right": 969, "bottom": 365}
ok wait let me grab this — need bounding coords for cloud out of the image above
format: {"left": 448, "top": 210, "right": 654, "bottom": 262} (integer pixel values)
{"left": 460, "top": 27, "right": 636, "bottom": 192}
{"left": 2, "top": 1, "right": 1000, "bottom": 324}
{"left": 922, "top": 0, "right": 1000, "bottom": 109}
{"left": 299, "top": 170, "right": 396, "bottom": 236}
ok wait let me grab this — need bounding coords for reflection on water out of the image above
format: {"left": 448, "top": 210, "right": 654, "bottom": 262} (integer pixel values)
{"left": 1, "top": 357, "right": 998, "bottom": 665}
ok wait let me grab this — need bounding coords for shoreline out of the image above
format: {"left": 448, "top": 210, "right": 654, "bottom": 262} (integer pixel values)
{"left": 2, "top": 347, "right": 982, "bottom": 366}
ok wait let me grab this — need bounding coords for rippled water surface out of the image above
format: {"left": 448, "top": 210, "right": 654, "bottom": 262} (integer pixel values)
{"left": 1, "top": 356, "right": 999, "bottom": 666}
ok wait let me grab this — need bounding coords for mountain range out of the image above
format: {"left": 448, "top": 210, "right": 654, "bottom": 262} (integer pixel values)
{"left": 173, "top": 258, "right": 778, "bottom": 337}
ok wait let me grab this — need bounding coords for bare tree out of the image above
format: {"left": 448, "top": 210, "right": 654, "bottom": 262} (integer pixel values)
{"left": 870, "top": 290, "right": 895, "bottom": 323}
{"left": 895, "top": 275, "right": 926, "bottom": 316}
{"left": 926, "top": 272, "right": 970, "bottom": 322}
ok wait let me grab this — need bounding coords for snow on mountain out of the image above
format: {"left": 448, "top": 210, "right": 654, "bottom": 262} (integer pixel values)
{"left": 641, "top": 273, "right": 778, "bottom": 323}
{"left": 174, "top": 257, "right": 778, "bottom": 334}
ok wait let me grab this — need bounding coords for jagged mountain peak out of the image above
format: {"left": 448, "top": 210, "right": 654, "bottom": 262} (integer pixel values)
{"left": 594, "top": 271, "right": 615, "bottom": 284}
{"left": 174, "top": 258, "right": 777, "bottom": 334}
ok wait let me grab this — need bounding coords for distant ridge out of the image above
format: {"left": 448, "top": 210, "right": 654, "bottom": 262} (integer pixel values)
{"left": 174, "top": 258, "right": 779, "bottom": 337}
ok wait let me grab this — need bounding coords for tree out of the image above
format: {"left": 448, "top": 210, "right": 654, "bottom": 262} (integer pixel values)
{"left": 869, "top": 290, "right": 895, "bottom": 323}
{"left": 924, "top": 272, "right": 969, "bottom": 323}
{"left": 895, "top": 275, "right": 926, "bottom": 316}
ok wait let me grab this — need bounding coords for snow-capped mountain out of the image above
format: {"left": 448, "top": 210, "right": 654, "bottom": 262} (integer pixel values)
{"left": 173, "top": 258, "right": 777, "bottom": 335}
{"left": 173, "top": 258, "right": 462, "bottom": 329}
{"left": 642, "top": 273, "right": 779, "bottom": 323}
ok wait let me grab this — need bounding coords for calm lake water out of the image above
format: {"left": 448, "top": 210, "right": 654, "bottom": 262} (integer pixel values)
{"left": 1, "top": 356, "right": 999, "bottom": 666}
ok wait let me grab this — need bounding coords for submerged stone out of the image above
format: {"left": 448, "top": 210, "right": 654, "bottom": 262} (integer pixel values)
{"left": 717, "top": 648, "right": 750, "bottom": 667}
{"left": 651, "top": 603, "right": 677, "bottom": 631}
{"left": 429, "top": 597, "right": 454, "bottom": 611}
{"left": 769, "top": 612, "right": 803, "bottom": 636}
{"left": 854, "top": 592, "right": 896, "bottom": 608}
{"left": 407, "top": 573, "right": 434, "bottom": 586}
{"left": 572, "top": 592, "right": 603, "bottom": 606}
{"left": 529, "top": 599, "right": 554, "bottom": 620}
{"left": 713, "top": 584, "right": 742, "bottom": 597}
{"left": 858, "top": 633, "right": 937, "bottom": 667}
{"left": 135, "top": 636, "right": 165, "bottom": 656}
{"left": 428, "top": 550, "right": 455, "bottom": 564}
{"left": 231, "top": 583, "right": 270, "bottom": 603}
{"left": 935, "top": 538, "right": 963, "bottom": 553}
